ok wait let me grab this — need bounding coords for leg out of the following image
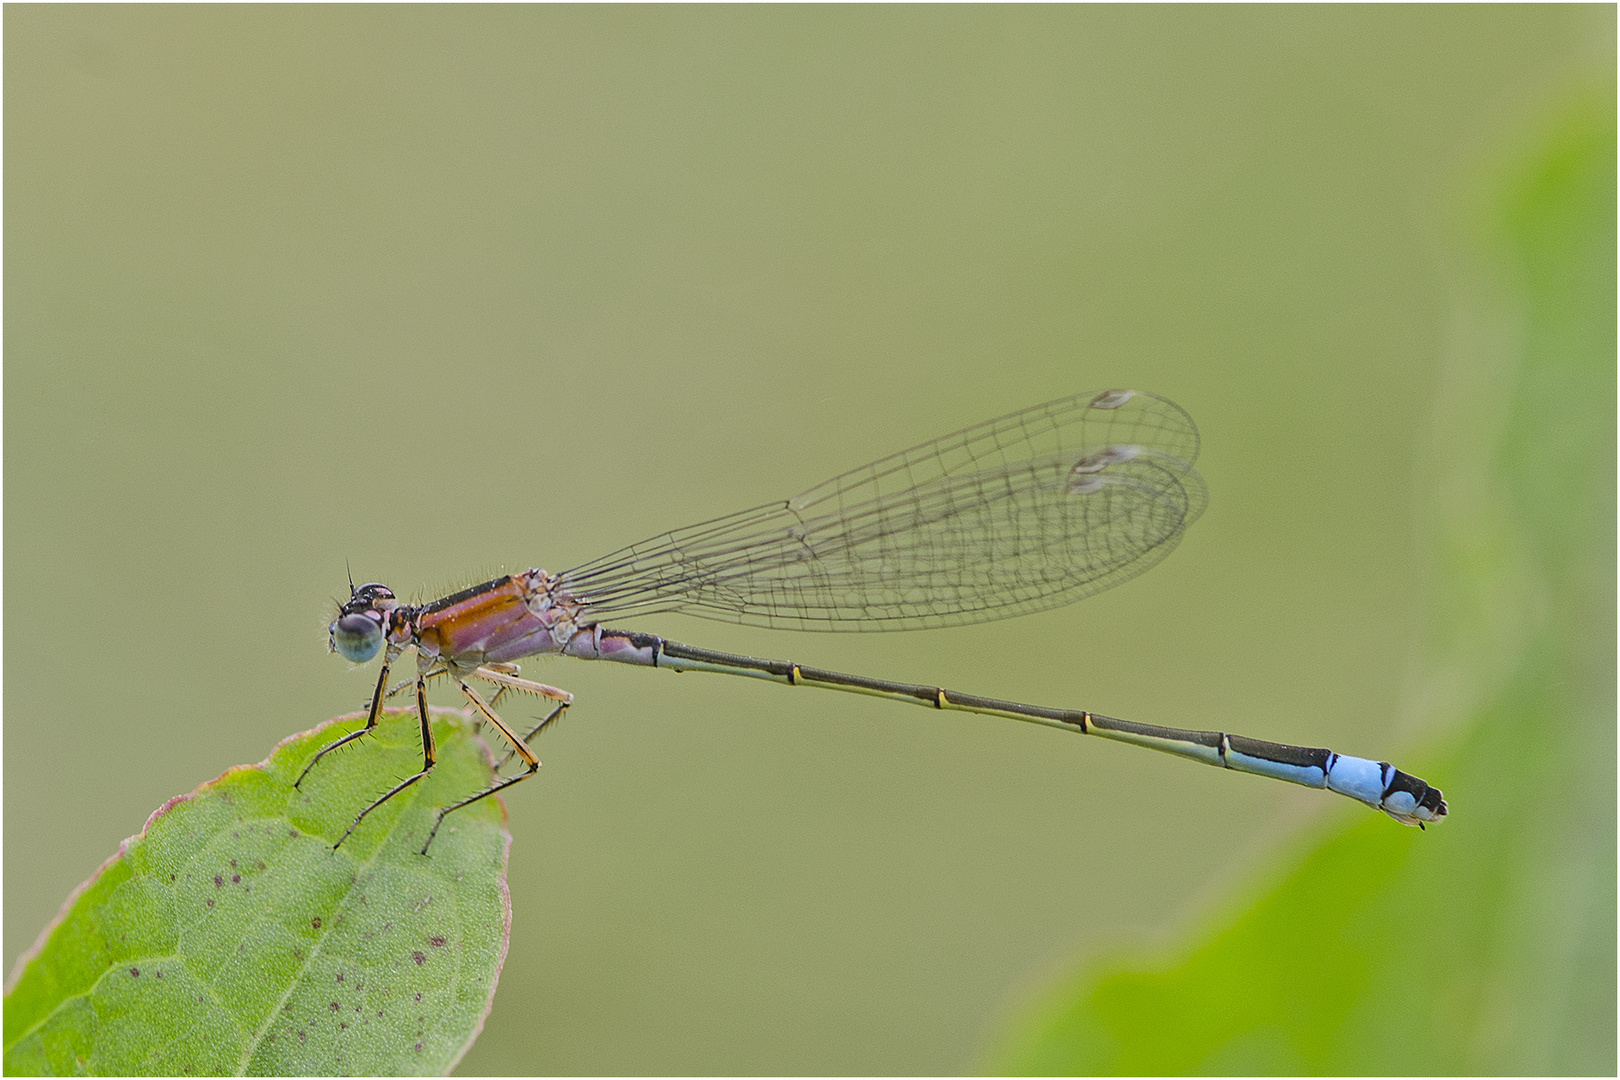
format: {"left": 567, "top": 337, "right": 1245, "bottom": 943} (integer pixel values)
{"left": 392, "top": 662, "right": 539, "bottom": 712}
{"left": 471, "top": 665, "right": 571, "bottom": 705}
{"left": 517, "top": 702, "right": 570, "bottom": 744}
{"left": 296, "top": 653, "right": 394, "bottom": 789}
{"left": 475, "top": 661, "right": 524, "bottom": 709}
{"left": 418, "top": 679, "right": 561, "bottom": 855}
{"left": 383, "top": 663, "right": 451, "bottom": 703}
{"left": 468, "top": 665, "right": 573, "bottom": 767}
{"left": 333, "top": 666, "right": 438, "bottom": 850}
{"left": 490, "top": 699, "right": 570, "bottom": 768}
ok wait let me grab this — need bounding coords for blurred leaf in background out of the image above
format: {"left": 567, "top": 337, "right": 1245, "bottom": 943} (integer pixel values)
{"left": 988, "top": 85, "right": 1616, "bottom": 1076}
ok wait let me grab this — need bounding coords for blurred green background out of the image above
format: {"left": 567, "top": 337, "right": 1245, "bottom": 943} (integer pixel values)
{"left": 6, "top": 8, "right": 1612, "bottom": 1075}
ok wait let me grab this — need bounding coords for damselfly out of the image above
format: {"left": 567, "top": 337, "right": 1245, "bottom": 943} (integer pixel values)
{"left": 299, "top": 389, "right": 1446, "bottom": 853}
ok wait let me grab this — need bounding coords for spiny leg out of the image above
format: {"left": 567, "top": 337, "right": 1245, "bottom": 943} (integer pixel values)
{"left": 466, "top": 666, "right": 573, "bottom": 767}
{"left": 386, "top": 663, "right": 514, "bottom": 708}
{"left": 476, "top": 662, "right": 525, "bottom": 710}
{"left": 418, "top": 679, "right": 561, "bottom": 855}
{"left": 517, "top": 702, "right": 570, "bottom": 745}
{"left": 383, "top": 663, "right": 451, "bottom": 703}
{"left": 402, "top": 664, "right": 543, "bottom": 734}
{"left": 296, "top": 655, "right": 393, "bottom": 789}
{"left": 472, "top": 665, "right": 571, "bottom": 704}
{"left": 333, "top": 668, "right": 438, "bottom": 850}
{"left": 384, "top": 662, "right": 529, "bottom": 712}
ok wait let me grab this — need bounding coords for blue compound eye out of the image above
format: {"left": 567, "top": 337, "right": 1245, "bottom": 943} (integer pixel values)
{"left": 331, "top": 612, "right": 384, "bottom": 663}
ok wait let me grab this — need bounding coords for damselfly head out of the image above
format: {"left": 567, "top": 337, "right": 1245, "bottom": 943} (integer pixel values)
{"left": 328, "top": 582, "right": 395, "bottom": 663}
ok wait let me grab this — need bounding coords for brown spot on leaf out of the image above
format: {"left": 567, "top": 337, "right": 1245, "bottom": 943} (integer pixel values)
{"left": 312, "top": 917, "right": 323, "bottom": 930}
{"left": 429, "top": 935, "right": 446, "bottom": 947}
{"left": 232, "top": 875, "right": 241, "bottom": 884}
{"left": 129, "top": 968, "right": 139, "bottom": 977}
{"left": 329, "top": 1001, "right": 339, "bottom": 1012}
{"left": 214, "top": 875, "right": 224, "bottom": 887}
{"left": 414, "top": 1043, "right": 423, "bottom": 1052}
{"left": 412, "top": 951, "right": 426, "bottom": 965}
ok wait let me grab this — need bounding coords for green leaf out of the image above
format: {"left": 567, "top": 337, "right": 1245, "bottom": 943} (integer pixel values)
{"left": 989, "top": 85, "right": 1616, "bottom": 1074}
{"left": 4, "top": 707, "right": 514, "bottom": 1076}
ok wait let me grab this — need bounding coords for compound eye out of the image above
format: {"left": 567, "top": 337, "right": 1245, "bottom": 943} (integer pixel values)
{"left": 331, "top": 612, "right": 384, "bottom": 663}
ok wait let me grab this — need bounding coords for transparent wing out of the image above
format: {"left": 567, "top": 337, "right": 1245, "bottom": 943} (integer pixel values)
{"left": 562, "top": 389, "right": 1206, "bottom": 632}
